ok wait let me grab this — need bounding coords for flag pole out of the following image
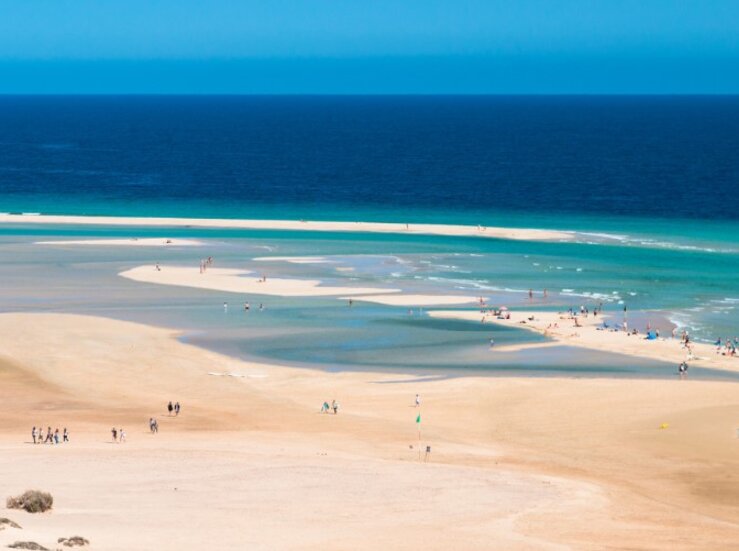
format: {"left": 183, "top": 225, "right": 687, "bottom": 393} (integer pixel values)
{"left": 416, "top": 412, "right": 421, "bottom": 462}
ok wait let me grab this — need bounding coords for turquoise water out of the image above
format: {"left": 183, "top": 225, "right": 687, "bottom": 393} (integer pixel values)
{"left": 1, "top": 221, "right": 737, "bottom": 380}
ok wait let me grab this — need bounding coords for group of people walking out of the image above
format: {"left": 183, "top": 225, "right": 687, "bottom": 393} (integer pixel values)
{"left": 30, "top": 401, "right": 182, "bottom": 445}
{"left": 111, "top": 427, "right": 126, "bottom": 443}
{"left": 167, "top": 401, "right": 181, "bottom": 416}
{"left": 320, "top": 400, "right": 340, "bottom": 414}
{"left": 200, "top": 256, "right": 214, "bottom": 273}
{"left": 31, "top": 426, "right": 68, "bottom": 444}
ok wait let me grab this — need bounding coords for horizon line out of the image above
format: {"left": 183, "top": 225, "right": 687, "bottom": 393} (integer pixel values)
{"left": 1, "top": 92, "right": 739, "bottom": 97}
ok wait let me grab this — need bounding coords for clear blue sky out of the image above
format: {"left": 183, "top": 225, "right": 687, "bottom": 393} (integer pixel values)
{"left": 1, "top": 0, "right": 737, "bottom": 93}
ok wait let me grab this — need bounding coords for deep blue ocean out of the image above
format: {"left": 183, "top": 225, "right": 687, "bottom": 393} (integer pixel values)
{"left": 1, "top": 95, "right": 738, "bottom": 228}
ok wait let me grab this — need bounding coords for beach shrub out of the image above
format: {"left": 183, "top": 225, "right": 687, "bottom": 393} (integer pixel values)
{"left": 57, "top": 536, "right": 89, "bottom": 547}
{"left": 6, "top": 491, "right": 53, "bottom": 513}
{"left": 0, "top": 517, "right": 22, "bottom": 530}
{"left": 7, "top": 542, "right": 49, "bottom": 550}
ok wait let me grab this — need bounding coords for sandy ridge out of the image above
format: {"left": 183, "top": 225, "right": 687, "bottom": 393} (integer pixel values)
{"left": 119, "top": 264, "right": 400, "bottom": 297}
{"left": 0, "top": 213, "right": 574, "bottom": 242}
{"left": 35, "top": 237, "right": 205, "bottom": 247}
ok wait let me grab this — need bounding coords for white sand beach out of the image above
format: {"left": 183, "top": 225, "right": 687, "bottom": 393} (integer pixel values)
{"left": 119, "top": 264, "right": 400, "bottom": 297}
{"left": 1, "top": 313, "right": 738, "bottom": 550}
{"left": 0, "top": 213, "right": 574, "bottom": 242}
{"left": 35, "top": 237, "right": 205, "bottom": 247}
{"left": 344, "top": 294, "right": 479, "bottom": 306}
{"left": 427, "top": 309, "right": 739, "bottom": 372}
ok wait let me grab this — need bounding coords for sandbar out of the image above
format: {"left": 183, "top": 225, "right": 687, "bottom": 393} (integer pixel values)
{"left": 0, "top": 213, "right": 574, "bottom": 242}
{"left": 119, "top": 264, "right": 399, "bottom": 297}
{"left": 35, "top": 237, "right": 204, "bottom": 247}
{"left": 345, "top": 294, "right": 479, "bottom": 306}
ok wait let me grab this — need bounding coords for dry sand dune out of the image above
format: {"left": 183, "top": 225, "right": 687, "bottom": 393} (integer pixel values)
{"left": 1, "top": 313, "right": 738, "bottom": 550}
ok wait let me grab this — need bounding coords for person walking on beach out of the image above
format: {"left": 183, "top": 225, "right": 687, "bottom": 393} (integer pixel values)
{"left": 45, "top": 426, "right": 53, "bottom": 444}
{"left": 31, "top": 426, "right": 37, "bottom": 444}
{"left": 678, "top": 361, "right": 689, "bottom": 379}
{"left": 174, "top": 402, "right": 180, "bottom": 416}
{"left": 332, "top": 400, "right": 339, "bottom": 414}
{"left": 119, "top": 428, "right": 126, "bottom": 443}
{"left": 415, "top": 394, "right": 421, "bottom": 408}
{"left": 111, "top": 427, "right": 118, "bottom": 442}
{"left": 63, "top": 428, "right": 69, "bottom": 443}
{"left": 54, "top": 428, "right": 60, "bottom": 444}
{"left": 167, "top": 401, "right": 174, "bottom": 416}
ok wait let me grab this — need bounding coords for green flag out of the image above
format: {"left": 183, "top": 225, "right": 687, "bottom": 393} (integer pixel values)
{"left": 416, "top": 414, "right": 421, "bottom": 424}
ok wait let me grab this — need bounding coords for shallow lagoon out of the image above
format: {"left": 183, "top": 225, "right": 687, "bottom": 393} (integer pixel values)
{"left": 0, "top": 222, "right": 737, "bottom": 380}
